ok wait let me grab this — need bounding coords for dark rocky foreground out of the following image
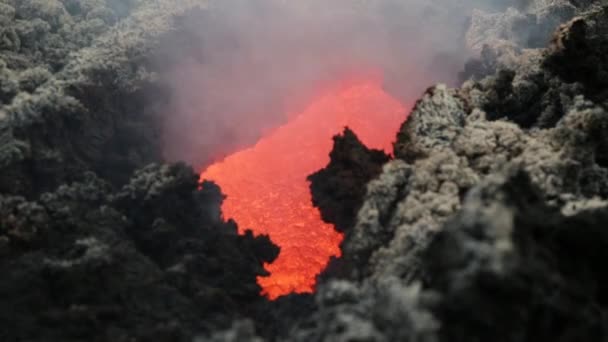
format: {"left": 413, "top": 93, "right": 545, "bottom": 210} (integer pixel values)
{"left": 1, "top": 0, "right": 608, "bottom": 341}
{"left": 0, "top": 162, "right": 280, "bottom": 341}
{"left": 303, "top": 2, "right": 608, "bottom": 341}
{"left": 0, "top": 1, "right": 282, "bottom": 340}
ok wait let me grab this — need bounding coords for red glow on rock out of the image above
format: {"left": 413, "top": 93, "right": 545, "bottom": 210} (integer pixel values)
{"left": 200, "top": 77, "right": 407, "bottom": 299}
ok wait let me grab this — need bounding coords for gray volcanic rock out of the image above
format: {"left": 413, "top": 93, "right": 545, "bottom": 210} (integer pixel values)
{"left": 291, "top": 169, "right": 608, "bottom": 342}
{"left": 462, "top": 5, "right": 608, "bottom": 128}
{"left": 460, "top": 0, "right": 601, "bottom": 82}
{"left": 1, "top": 0, "right": 608, "bottom": 341}
{"left": 291, "top": 3, "right": 608, "bottom": 342}
{"left": 545, "top": 6, "right": 608, "bottom": 103}
{"left": 0, "top": 0, "right": 209, "bottom": 196}
{"left": 290, "top": 279, "right": 439, "bottom": 342}
{"left": 425, "top": 169, "right": 608, "bottom": 342}
{"left": 0, "top": 163, "right": 279, "bottom": 341}
{"left": 464, "top": 0, "right": 596, "bottom": 53}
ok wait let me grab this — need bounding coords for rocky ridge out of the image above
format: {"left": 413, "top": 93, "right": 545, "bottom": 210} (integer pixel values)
{"left": 301, "top": 2, "right": 608, "bottom": 341}
{"left": 1, "top": 0, "right": 607, "bottom": 341}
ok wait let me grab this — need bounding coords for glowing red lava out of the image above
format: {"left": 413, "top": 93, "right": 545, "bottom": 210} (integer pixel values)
{"left": 200, "top": 77, "right": 407, "bottom": 299}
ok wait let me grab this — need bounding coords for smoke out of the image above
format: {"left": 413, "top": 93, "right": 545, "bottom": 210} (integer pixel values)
{"left": 156, "top": 0, "right": 521, "bottom": 167}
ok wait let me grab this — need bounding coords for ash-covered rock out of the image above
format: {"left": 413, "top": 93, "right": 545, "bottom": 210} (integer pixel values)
{"left": 1, "top": 0, "right": 608, "bottom": 341}
{"left": 361, "top": 4, "right": 608, "bottom": 283}
{"left": 545, "top": 6, "right": 608, "bottom": 102}
{"left": 465, "top": 0, "right": 582, "bottom": 54}
{"left": 309, "top": 127, "right": 391, "bottom": 233}
{"left": 0, "top": 2, "right": 287, "bottom": 341}
{"left": 461, "top": 4, "right": 608, "bottom": 129}
{"left": 0, "top": 0, "right": 210, "bottom": 196}
{"left": 308, "top": 127, "right": 391, "bottom": 281}
{"left": 460, "top": 0, "right": 601, "bottom": 82}
{"left": 426, "top": 169, "right": 608, "bottom": 342}
{"left": 289, "top": 279, "right": 440, "bottom": 342}
{"left": 0, "top": 163, "right": 278, "bottom": 341}
{"left": 290, "top": 168, "right": 608, "bottom": 341}
{"left": 200, "top": 320, "right": 265, "bottom": 342}
{"left": 294, "top": 3, "right": 608, "bottom": 341}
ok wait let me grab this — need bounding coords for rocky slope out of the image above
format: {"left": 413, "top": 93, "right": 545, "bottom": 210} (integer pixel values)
{"left": 1, "top": 0, "right": 607, "bottom": 341}
{"left": 0, "top": 1, "right": 281, "bottom": 340}
{"left": 302, "top": 2, "right": 608, "bottom": 342}
{"left": 0, "top": 163, "right": 279, "bottom": 341}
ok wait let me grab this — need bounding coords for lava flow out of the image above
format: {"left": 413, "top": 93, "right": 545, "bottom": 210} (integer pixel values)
{"left": 200, "top": 77, "right": 407, "bottom": 299}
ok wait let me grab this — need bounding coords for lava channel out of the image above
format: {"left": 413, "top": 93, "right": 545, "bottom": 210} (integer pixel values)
{"left": 200, "top": 78, "right": 407, "bottom": 299}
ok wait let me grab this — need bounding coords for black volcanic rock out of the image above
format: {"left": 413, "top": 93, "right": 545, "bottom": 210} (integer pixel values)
{"left": 545, "top": 7, "right": 608, "bottom": 103}
{"left": 0, "top": 0, "right": 191, "bottom": 197}
{"left": 1, "top": 0, "right": 608, "bottom": 341}
{"left": 286, "top": 4, "right": 608, "bottom": 341}
{"left": 290, "top": 167, "right": 608, "bottom": 342}
{"left": 308, "top": 127, "right": 390, "bottom": 233}
{"left": 458, "top": 1, "right": 604, "bottom": 128}
{"left": 426, "top": 169, "right": 608, "bottom": 342}
{"left": 307, "top": 127, "right": 392, "bottom": 283}
{"left": 0, "top": 164, "right": 279, "bottom": 341}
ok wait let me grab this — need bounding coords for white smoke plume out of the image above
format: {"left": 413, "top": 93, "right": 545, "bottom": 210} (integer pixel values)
{"left": 156, "top": 0, "right": 522, "bottom": 167}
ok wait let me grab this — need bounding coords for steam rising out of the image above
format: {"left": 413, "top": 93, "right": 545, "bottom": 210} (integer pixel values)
{"left": 158, "top": 0, "right": 520, "bottom": 167}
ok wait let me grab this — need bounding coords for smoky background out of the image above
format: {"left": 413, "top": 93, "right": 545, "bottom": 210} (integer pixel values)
{"left": 153, "top": 0, "right": 524, "bottom": 168}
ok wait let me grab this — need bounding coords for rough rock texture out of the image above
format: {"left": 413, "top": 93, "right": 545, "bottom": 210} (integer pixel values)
{"left": 290, "top": 279, "right": 439, "bottom": 342}
{"left": 1, "top": 0, "right": 608, "bottom": 341}
{"left": 426, "top": 169, "right": 608, "bottom": 342}
{"left": 0, "top": 2, "right": 286, "bottom": 341}
{"left": 465, "top": 0, "right": 580, "bottom": 53}
{"left": 0, "top": 0, "right": 209, "bottom": 196}
{"left": 462, "top": 4, "right": 608, "bottom": 129}
{"left": 0, "top": 163, "right": 278, "bottom": 341}
{"left": 308, "top": 127, "right": 391, "bottom": 234}
{"left": 308, "top": 128, "right": 391, "bottom": 282}
{"left": 545, "top": 6, "right": 608, "bottom": 103}
{"left": 460, "top": 0, "right": 603, "bottom": 82}
{"left": 294, "top": 3, "right": 608, "bottom": 342}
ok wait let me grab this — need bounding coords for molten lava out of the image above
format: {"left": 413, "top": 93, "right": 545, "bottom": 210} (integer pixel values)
{"left": 200, "top": 78, "right": 406, "bottom": 299}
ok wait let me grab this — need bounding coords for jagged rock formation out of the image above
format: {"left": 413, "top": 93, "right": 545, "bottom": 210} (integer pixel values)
{"left": 460, "top": 0, "right": 604, "bottom": 81}
{"left": 0, "top": 2, "right": 284, "bottom": 341}
{"left": 308, "top": 127, "right": 390, "bottom": 234}
{"left": 426, "top": 170, "right": 608, "bottom": 342}
{"left": 308, "top": 128, "right": 391, "bottom": 282}
{"left": 1, "top": 0, "right": 608, "bottom": 341}
{"left": 299, "top": 3, "right": 608, "bottom": 342}
{"left": 461, "top": 3, "right": 608, "bottom": 128}
{"left": 545, "top": 6, "right": 608, "bottom": 104}
{"left": 0, "top": 163, "right": 278, "bottom": 341}
{"left": 0, "top": 0, "right": 209, "bottom": 196}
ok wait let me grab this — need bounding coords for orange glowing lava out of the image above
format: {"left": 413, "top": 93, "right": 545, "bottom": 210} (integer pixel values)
{"left": 200, "top": 77, "right": 407, "bottom": 299}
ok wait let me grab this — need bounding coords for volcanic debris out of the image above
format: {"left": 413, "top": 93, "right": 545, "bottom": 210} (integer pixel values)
{"left": 301, "top": 2, "right": 608, "bottom": 342}
{"left": 1, "top": 0, "right": 608, "bottom": 341}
